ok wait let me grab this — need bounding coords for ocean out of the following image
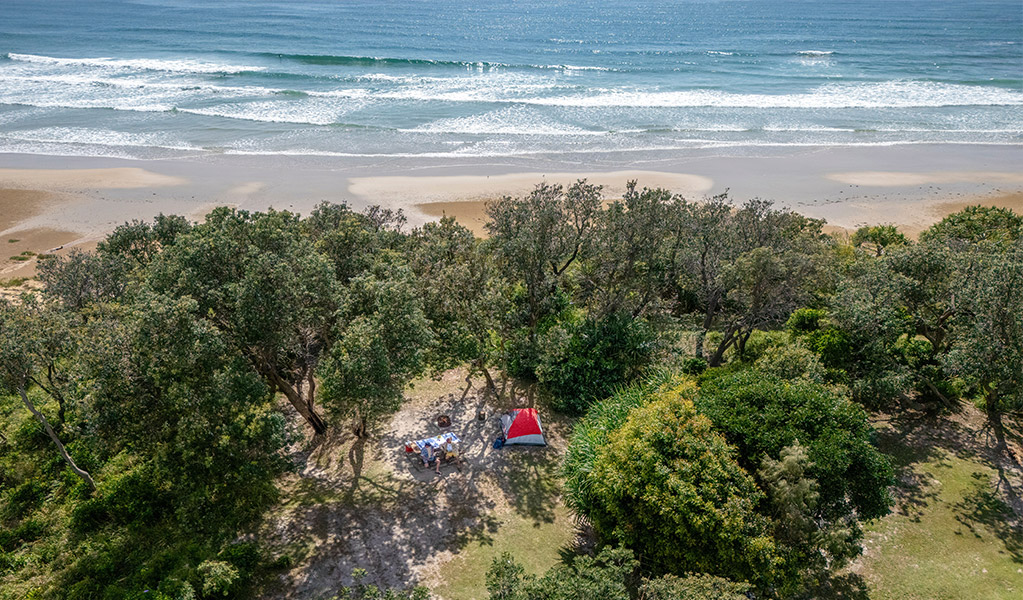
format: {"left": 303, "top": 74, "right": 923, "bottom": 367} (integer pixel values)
{"left": 0, "top": 0, "right": 1020, "bottom": 161}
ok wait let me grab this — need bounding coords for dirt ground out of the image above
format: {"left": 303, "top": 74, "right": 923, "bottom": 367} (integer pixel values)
{"left": 257, "top": 368, "right": 577, "bottom": 599}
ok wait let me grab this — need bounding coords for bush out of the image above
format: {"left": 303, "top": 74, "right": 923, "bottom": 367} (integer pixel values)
{"left": 786, "top": 308, "right": 827, "bottom": 335}
{"left": 103, "top": 467, "right": 169, "bottom": 527}
{"left": 3, "top": 480, "right": 46, "bottom": 520}
{"left": 71, "top": 497, "right": 109, "bottom": 533}
{"left": 564, "top": 375, "right": 779, "bottom": 587}
{"left": 198, "top": 560, "right": 240, "bottom": 597}
{"left": 641, "top": 573, "right": 751, "bottom": 600}
{"left": 536, "top": 312, "right": 654, "bottom": 415}
{"left": 754, "top": 342, "right": 826, "bottom": 383}
{"left": 0, "top": 518, "right": 45, "bottom": 551}
{"left": 679, "top": 356, "right": 708, "bottom": 375}
{"left": 695, "top": 370, "right": 894, "bottom": 522}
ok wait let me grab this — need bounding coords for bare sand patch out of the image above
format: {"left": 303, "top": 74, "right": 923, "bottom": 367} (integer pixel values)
{"left": 0, "top": 188, "right": 65, "bottom": 231}
{"left": 1, "top": 228, "right": 86, "bottom": 279}
{"left": 0, "top": 167, "right": 185, "bottom": 191}
{"left": 826, "top": 171, "right": 1023, "bottom": 187}
{"left": 349, "top": 170, "right": 714, "bottom": 205}
{"left": 417, "top": 200, "right": 491, "bottom": 237}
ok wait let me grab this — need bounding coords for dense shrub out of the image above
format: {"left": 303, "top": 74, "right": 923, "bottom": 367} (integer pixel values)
{"left": 537, "top": 312, "right": 654, "bottom": 414}
{"left": 564, "top": 376, "right": 780, "bottom": 587}
{"left": 695, "top": 370, "right": 894, "bottom": 521}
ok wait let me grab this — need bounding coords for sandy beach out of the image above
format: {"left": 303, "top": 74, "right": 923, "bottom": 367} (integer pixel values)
{"left": 1, "top": 143, "right": 1021, "bottom": 279}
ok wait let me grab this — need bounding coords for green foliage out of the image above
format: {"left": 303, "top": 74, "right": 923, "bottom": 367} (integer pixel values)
{"left": 591, "top": 390, "right": 778, "bottom": 583}
{"left": 536, "top": 312, "right": 654, "bottom": 414}
{"left": 785, "top": 308, "right": 827, "bottom": 335}
{"left": 486, "top": 547, "right": 636, "bottom": 600}
{"left": 696, "top": 370, "right": 895, "bottom": 521}
{"left": 758, "top": 443, "right": 860, "bottom": 596}
{"left": 562, "top": 371, "right": 681, "bottom": 519}
{"left": 678, "top": 356, "right": 708, "bottom": 375}
{"left": 332, "top": 568, "right": 430, "bottom": 600}
{"left": 851, "top": 225, "right": 909, "bottom": 255}
{"left": 198, "top": 560, "right": 240, "bottom": 596}
{"left": 565, "top": 376, "right": 779, "bottom": 587}
{"left": 920, "top": 205, "right": 1022, "bottom": 247}
{"left": 98, "top": 213, "right": 191, "bottom": 266}
{"left": 753, "top": 341, "right": 826, "bottom": 383}
{"left": 639, "top": 573, "right": 750, "bottom": 600}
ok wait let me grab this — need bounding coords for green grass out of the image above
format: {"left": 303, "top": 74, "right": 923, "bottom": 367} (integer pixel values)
{"left": 7, "top": 239, "right": 19, "bottom": 244}
{"left": 0, "top": 278, "right": 29, "bottom": 288}
{"left": 432, "top": 504, "right": 578, "bottom": 600}
{"left": 857, "top": 447, "right": 1022, "bottom": 599}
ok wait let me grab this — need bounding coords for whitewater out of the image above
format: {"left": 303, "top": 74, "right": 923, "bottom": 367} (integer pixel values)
{"left": 0, "top": 0, "right": 1020, "bottom": 160}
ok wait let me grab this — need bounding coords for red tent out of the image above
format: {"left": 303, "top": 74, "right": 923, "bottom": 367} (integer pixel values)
{"left": 500, "top": 408, "right": 546, "bottom": 446}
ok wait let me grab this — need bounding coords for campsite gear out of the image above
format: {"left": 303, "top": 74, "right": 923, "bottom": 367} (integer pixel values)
{"left": 437, "top": 414, "right": 452, "bottom": 428}
{"left": 405, "top": 432, "right": 464, "bottom": 472}
{"left": 477, "top": 410, "right": 486, "bottom": 421}
{"left": 500, "top": 409, "right": 546, "bottom": 446}
{"left": 492, "top": 437, "right": 504, "bottom": 450}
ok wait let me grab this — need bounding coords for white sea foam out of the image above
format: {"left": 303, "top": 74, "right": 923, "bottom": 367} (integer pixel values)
{"left": 178, "top": 97, "right": 370, "bottom": 125}
{"left": 0, "top": 127, "right": 201, "bottom": 151}
{"left": 516, "top": 81, "right": 1023, "bottom": 108}
{"left": 405, "top": 107, "right": 604, "bottom": 135}
{"left": 796, "top": 50, "right": 835, "bottom": 56}
{"left": 5, "top": 52, "right": 263, "bottom": 74}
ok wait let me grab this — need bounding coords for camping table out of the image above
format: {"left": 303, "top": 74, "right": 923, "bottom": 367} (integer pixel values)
{"left": 405, "top": 432, "right": 462, "bottom": 472}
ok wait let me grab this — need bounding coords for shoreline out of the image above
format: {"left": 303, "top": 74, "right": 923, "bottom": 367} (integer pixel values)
{"left": 1, "top": 143, "right": 1021, "bottom": 275}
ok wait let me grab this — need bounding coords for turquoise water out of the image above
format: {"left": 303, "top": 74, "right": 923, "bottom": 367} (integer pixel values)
{"left": 0, "top": 0, "right": 1020, "bottom": 159}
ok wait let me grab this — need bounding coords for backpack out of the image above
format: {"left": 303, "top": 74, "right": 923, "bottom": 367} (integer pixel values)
{"left": 492, "top": 437, "right": 505, "bottom": 450}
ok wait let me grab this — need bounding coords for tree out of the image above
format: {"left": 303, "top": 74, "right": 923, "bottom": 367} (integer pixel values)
{"left": 408, "top": 217, "right": 510, "bottom": 393}
{"left": 486, "top": 547, "right": 751, "bottom": 600}
{"left": 486, "top": 181, "right": 603, "bottom": 374}
{"left": 639, "top": 573, "right": 750, "bottom": 600}
{"left": 148, "top": 207, "right": 340, "bottom": 434}
{"left": 37, "top": 248, "right": 132, "bottom": 313}
{"left": 486, "top": 547, "right": 635, "bottom": 600}
{"left": 98, "top": 213, "right": 191, "bottom": 267}
{"left": 695, "top": 370, "right": 895, "bottom": 523}
{"left": 941, "top": 238, "right": 1023, "bottom": 457}
{"left": 705, "top": 246, "right": 819, "bottom": 366}
{"left": 319, "top": 261, "right": 433, "bottom": 435}
{"left": 579, "top": 182, "right": 672, "bottom": 319}
{"left": 758, "top": 443, "right": 860, "bottom": 596}
{"left": 564, "top": 377, "right": 780, "bottom": 587}
{"left": 0, "top": 297, "right": 96, "bottom": 491}
{"left": 658, "top": 196, "right": 825, "bottom": 364}
{"left": 851, "top": 224, "right": 908, "bottom": 256}
{"left": 536, "top": 311, "right": 654, "bottom": 414}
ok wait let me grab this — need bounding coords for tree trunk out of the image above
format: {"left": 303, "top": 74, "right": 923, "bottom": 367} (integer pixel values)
{"left": 19, "top": 386, "right": 96, "bottom": 492}
{"left": 475, "top": 358, "right": 500, "bottom": 400}
{"left": 352, "top": 405, "right": 367, "bottom": 438}
{"left": 708, "top": 324, "right": 739, "bottom": 367}
{"left": 271, "top": 372, "right": 327, "bottom": 435}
